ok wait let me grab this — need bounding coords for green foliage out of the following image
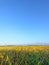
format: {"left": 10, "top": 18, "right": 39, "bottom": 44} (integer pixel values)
{"left": 0, "top": 50, "right": 49, "bottom": 65}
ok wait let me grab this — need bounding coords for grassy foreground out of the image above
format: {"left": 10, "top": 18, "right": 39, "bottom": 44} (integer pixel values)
{"left": 0, "top": 46, "right": 49, "bottom": 65}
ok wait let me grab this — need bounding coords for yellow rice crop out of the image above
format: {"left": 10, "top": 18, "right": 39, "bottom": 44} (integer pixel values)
{"left": 0, "top": 46, "right": 49, "bottom": 52}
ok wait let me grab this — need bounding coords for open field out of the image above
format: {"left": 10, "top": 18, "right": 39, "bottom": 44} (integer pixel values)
{"left": 0, "top": 46, "right": 49, "bottom": 65}
{"left": 0, "top": 46, "right": 49, "bottom": 51}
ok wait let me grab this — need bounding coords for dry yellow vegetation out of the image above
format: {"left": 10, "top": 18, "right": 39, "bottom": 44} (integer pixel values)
{"left": 0, "top": 46, "right": 49, "bottom": 52}
{"left": 0, "top": 46, "right": 49, "bottom": 65}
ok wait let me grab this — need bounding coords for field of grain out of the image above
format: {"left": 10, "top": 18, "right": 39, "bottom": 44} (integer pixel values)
{"left": 0, "top": 46, "right": 49, "bottom": 65}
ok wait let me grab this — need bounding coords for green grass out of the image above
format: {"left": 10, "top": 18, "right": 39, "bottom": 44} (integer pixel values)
{"left": 0, "top": 50, "right": 49, "bottom": 65}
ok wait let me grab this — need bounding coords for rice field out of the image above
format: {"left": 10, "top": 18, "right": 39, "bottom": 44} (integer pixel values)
{"left": 0, "top": 46, "right": 49, "bottom": 65}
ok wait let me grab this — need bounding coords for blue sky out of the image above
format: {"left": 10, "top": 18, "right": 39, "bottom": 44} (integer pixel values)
{"left": 0, "top": 0, "right": 49, "bottom": 45}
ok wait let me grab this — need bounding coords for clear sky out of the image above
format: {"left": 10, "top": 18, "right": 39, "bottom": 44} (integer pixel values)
{"left": 0, "top": 0, "right": 49, "bottom": 45}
